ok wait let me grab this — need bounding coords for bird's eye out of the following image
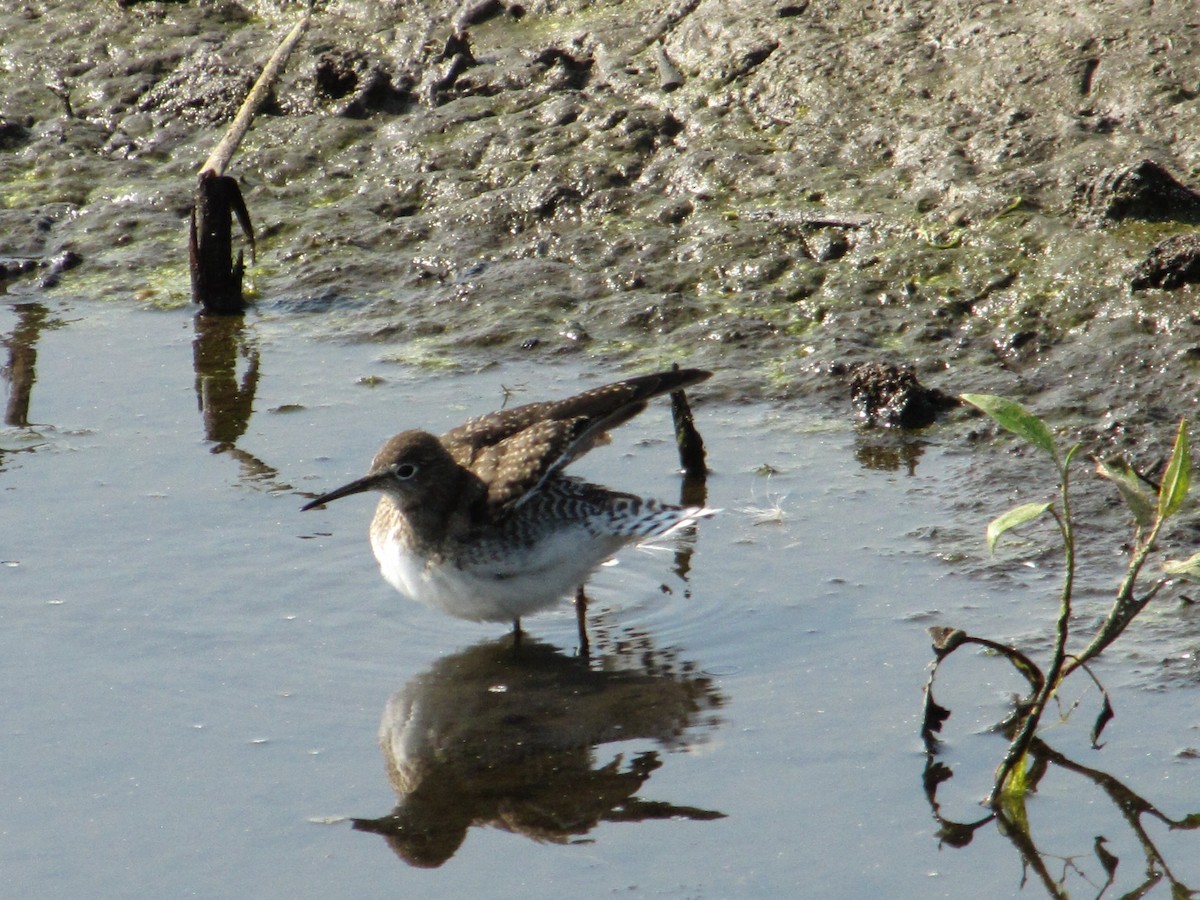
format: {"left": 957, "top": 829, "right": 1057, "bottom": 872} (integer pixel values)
{"left": 394, "top": 463, "right": 417, "bottom": 480}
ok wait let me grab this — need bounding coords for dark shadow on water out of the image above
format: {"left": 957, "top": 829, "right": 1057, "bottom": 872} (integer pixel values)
{"left": 352, "top": 630, "right": 726, "bottom": 868}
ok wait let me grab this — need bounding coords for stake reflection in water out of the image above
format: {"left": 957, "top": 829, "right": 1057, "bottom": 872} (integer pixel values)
{"left": 2, "top": 301, "right": 57, "bottom": 429}
{"left": 192, "top": 313, "right": 290, "bottom": 491}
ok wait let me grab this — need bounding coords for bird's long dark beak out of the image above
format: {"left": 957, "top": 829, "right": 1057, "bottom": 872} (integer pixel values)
{"left": 301, "top": 473, "right": 381, "bottom": 511}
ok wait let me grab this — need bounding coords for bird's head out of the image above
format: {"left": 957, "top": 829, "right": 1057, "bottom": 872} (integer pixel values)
{"left": 301, "top": 430, "right": 458, "bottom": 513}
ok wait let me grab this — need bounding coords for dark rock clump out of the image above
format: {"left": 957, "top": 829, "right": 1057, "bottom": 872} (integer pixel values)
{"left": 850, "top": 362, "right": 959, "bottom": 429}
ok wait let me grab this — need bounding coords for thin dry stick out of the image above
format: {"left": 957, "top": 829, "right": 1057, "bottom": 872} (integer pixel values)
{"left": 200, "top": 10, "right": 311, "bottom": 177}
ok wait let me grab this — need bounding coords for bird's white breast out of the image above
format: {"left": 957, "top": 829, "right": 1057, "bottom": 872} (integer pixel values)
{"left": 370, "top": 524, "right": 623, "bottom": 623}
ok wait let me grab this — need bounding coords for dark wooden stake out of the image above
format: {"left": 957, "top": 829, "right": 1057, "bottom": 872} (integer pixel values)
{"left": 188, "top": 11, "right": 309, "bottom": 313}
{"left": 670, "top": 363, "right": 708, "bottom": 477}
{"left": 190, "top": 172, "right": 255, "bottom": 314}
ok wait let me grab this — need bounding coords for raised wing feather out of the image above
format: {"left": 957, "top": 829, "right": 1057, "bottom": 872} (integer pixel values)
{"left": 442, "top": 368, "right": 710, "bottom": 513}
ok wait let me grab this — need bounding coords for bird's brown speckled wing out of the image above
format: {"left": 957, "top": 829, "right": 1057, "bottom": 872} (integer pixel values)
{"left": 441, "top": 368, "right": 711, "bottom": 512}
{"left": 463, "top": 417, "right": 594, "bottom": 509}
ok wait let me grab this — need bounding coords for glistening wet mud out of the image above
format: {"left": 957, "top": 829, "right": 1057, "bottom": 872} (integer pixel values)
{"left": 5, "top": 1, "right": 1200, "bottom": 572}
{"left": 3, "top": 1, "right": 1200, "bottom": 410}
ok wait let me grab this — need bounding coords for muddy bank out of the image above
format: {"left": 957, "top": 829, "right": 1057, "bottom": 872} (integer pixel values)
{"left": 2, "top": 1, "right": 1199, "bottom": 435}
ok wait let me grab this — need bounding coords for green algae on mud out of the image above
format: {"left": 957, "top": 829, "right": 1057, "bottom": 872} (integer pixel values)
{"left": 0, "top": 1, "right": 1194, "bottom": 392}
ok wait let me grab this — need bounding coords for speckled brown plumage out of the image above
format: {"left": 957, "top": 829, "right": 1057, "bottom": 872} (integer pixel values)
{"left": 302, "top": 369, "right": 715, "bottom": 637}
{"left": 441, "top": 369, "right": 710, "bottom": 511}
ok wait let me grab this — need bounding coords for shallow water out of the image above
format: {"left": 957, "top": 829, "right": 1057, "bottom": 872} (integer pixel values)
{"left": 4, "top": 297, "right": 1200, "bottom": 898}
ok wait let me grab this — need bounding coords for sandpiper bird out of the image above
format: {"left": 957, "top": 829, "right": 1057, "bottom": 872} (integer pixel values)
{"left": 302, "top": 369, "right": 715, "bottom": 647}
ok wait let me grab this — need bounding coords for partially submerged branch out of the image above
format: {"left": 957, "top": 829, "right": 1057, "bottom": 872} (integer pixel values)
{"left": 189, "top": 172, "right": 255, "bottom": 314}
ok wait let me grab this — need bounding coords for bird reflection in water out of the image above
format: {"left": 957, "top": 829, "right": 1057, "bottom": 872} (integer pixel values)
{"left": 351, "top": 629, "right": 725, "bottom": 867}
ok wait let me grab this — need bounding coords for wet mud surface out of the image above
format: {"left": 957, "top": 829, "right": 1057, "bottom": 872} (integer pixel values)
{"left": 0, "top": 0, "right": 1196, "bottom": 407}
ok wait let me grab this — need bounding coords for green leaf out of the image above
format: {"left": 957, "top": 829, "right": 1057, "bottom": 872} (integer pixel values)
{"left": 961, "top": 394, "right": 1058, "bottom": 461}
{"left": 1158, "top": 418, "right": 1191, "bottom": 520}
{"left": 1164, "top": 550, "right": 1200, "bottom": 583}
{"left": 986, "top": 501, "right": 1052, "bottom": 553}
{"left": 1095, "top": 456, "right": 1158, "bottom": 526}
{"left": 998, "top": 755, "right": 1031, "bottom": 814}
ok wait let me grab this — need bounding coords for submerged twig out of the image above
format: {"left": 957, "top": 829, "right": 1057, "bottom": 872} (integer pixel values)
{"left": 922, "top": 626, "right": 1044, "bottom": 752}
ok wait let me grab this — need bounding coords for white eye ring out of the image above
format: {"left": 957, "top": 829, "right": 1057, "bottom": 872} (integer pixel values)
{"left": 395, "top": 463, "right": 418, "bottom": 479}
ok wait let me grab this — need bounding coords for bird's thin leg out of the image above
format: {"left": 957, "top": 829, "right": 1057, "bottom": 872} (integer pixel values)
{"left": 575, "top": 585, "right": 590, "bottom": 657}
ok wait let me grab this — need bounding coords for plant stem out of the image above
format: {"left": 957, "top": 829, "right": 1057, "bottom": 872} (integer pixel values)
{"left": 990, "top": 467, "right": 1076, "bottom": 806}
{"left": 1062, "top": 518, "right": 1166, "bottom": 679}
